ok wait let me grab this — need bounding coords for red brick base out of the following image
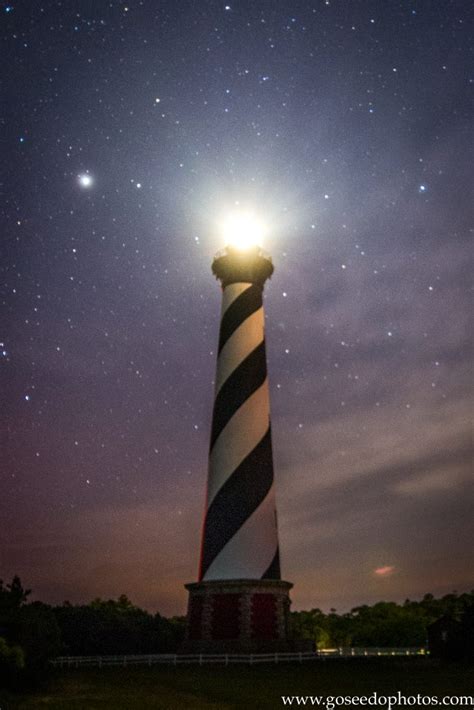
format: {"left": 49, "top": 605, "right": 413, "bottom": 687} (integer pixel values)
{"left": 183, "top": 579, "right": 294, "bottom": 653}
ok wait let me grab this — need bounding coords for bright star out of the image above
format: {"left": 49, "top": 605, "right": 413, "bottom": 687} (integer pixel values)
{"left": 78, "top": 173, "right": 93, "bottom": 188}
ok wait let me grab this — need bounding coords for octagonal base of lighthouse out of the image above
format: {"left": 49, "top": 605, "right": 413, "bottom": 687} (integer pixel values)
{"left": 182, "top": 579, "right": 295, "bottom": 653}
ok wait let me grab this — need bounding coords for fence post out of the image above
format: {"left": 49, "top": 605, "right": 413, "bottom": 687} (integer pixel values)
{"left": 250, "top": 654, "right": 253, "bottom": 665}
{"left": 199, "top": 654, "right": 203, "bottom": 666}
{"left": 225, "top": 654, "right": 229, "bottom": 666}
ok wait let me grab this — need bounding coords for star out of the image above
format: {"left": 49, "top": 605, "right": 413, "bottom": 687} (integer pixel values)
{"left": 78, "top": 174, "right": 93, "bottom": 188}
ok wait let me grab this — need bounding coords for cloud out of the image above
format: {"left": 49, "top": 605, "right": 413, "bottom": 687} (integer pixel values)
{"left": 374, "top": 566, "right": 395, "bottom": 577}
{"left": 393, "top": 467, "right": 471, "bottom": 497}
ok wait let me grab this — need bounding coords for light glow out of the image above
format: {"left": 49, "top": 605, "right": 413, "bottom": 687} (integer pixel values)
{"left": 78, "top": 173, "right": 93, "bottom": 188}
{"left": 374, "top": 565, "right": 395, "bottom": 577}
{"left": 220, "top": 211, "right": 266, "bottom": 250}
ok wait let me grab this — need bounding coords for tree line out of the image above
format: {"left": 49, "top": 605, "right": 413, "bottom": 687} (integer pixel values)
{"left": 291, "top": 592, "right": 474, "bottom": 649}
{"left": 1, "top": 576, "right": 472, "bottom": 688}
{"left": 0, "top": 576, "right": 185, "bottom": 687}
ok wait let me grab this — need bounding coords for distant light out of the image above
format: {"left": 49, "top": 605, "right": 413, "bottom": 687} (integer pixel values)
{"left": 78, "top": 173, "right": 93, "bottom": 188}
{"left": 220, "top": 211, "right": 267, "bottom": 250}
{"left": 419, "top": 184, "right": 427, "bottom": 192}
{"left": 374, "top": 566, "right": 395, "bottom": 577}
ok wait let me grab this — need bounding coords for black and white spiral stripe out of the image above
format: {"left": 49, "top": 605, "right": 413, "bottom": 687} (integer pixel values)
{"left": 199, "top": 282, "right": 281, "bottom": 581}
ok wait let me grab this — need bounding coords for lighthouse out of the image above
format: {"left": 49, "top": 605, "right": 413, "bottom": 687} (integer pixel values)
{"left": 185, "top": 219, "right": 293, "bottom": 652}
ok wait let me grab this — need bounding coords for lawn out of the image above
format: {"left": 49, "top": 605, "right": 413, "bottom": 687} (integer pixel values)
{"left": 1, "top": 659, "right": 472, "bottom": 710}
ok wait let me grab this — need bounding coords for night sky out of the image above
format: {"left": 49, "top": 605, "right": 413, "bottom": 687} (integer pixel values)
{"left": 2, "top": 1, "right": 472, "bottom": 617}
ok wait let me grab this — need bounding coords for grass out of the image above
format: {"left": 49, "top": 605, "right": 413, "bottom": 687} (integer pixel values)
{"left": 1, "top": 659, "right": 472, "bottom": 710}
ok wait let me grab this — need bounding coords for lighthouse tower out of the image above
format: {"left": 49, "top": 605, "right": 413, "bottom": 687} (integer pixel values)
{"left": 185, "top": 241, "right": 293, "bottom": 652}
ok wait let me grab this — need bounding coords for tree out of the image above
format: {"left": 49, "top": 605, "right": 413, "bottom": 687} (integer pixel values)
{"left": 0, "top": 576, "right": 31, "bottom": 610}
{"left": 0, "top": 636, "right": 25, "bottom": 685}
{"left": 291, "top": 592, "right": 474, "bottom": 649}
{"left": 17, "top": 603, "right": 61, "bottom": 679}
{"left": 291, "top": 609, "right": 331, "bottom": 649}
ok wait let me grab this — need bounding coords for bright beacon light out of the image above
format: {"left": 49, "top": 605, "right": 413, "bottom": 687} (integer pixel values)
{"left": 221, "top": 211, "right": 266, "bottom": 250}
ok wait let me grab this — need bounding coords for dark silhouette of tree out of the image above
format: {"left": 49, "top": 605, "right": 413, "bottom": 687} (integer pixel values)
{"left": 427, "top": 593, "right": 474, "bottom": 661}
{"left": 0, "top": 576, "right": 31, "bottom": 611}
{"left": 54, "top": 596, "right": 185, "bottom": 656}
{"left": 1, "top": 577, "right": 60, "bottom": 688}
{"left": 17, "top": 603, "right": 61, "bottom": 678}
{"left": 291, "top": 591, "right": 474, "bottom": 650}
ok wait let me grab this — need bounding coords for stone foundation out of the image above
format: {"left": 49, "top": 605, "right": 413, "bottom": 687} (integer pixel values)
{"left": 182, "top": 579, "right": 296, "bottom": 653}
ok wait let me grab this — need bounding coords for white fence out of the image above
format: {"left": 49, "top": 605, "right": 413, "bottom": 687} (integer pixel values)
{"left": 320, "top": 648, "right": 427, "bottom": 658}
{"left": 51, "top": 648, "right": 426, "bottom": 669}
